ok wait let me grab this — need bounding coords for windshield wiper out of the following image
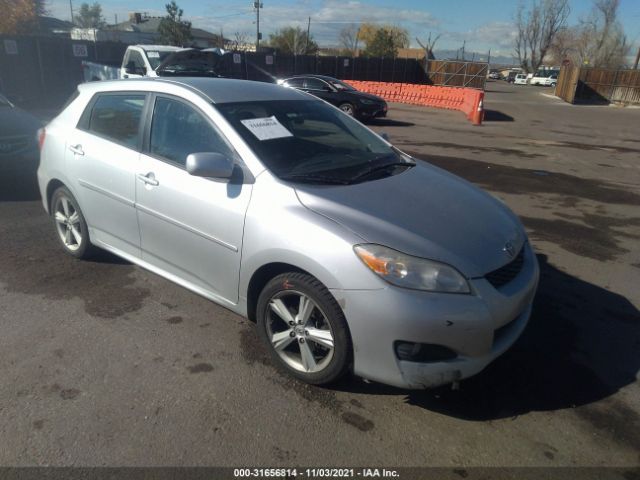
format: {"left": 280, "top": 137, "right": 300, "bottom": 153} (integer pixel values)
{"left": 280, "top": 173, "right": 352, "bottom": 185}
{"left": 350, "top": 160, "right": 415, "bottom": 182}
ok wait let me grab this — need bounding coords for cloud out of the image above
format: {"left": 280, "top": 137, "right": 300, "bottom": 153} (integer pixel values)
{"left": 439, "top": 22, "right": 518, "bottom": 57}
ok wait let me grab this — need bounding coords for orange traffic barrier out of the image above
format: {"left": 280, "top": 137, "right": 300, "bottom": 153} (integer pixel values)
{"left": 342, "top": 80, "right": 484, "bottom": 125}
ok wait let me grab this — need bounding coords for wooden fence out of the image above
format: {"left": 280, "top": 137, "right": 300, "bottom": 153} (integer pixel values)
{"left": 423, "top": 60, "right": 487, "bottom": 89}
{"left": 556, "top": 65, "right": 640, "bottom": 105}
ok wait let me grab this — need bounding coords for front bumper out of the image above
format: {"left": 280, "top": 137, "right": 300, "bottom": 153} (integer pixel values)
{"left": 357, "top": 103, "right": 387, "bottom": 118}
{"left": 331, "top": 242, "right": 539, "bottom": 389}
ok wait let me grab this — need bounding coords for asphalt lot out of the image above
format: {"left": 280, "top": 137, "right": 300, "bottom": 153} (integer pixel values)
{"left": 0, "top": 80, "right": 638, "bottom": 468}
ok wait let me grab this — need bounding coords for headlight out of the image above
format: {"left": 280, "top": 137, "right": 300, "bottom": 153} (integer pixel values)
{"left": 359, "top": 98, "right": 378, "bottom": 105}
{"left": 354, "top": 244, "right": 470, "bottom": 293}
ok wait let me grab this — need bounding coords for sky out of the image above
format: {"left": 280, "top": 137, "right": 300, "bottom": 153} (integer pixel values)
{"left": 46, "top": 0, "right": 640, "bottom": 58}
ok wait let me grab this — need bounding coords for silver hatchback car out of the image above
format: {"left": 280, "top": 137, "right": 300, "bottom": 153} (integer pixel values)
{"left": 38, "top": 78, "right": 539, "bottom": 389}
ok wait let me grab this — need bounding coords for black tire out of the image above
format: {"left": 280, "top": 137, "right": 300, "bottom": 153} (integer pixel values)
{"left": 257, "top": 272, "right": 352, "bottom": 385}
{"left": 338, "top": 102, "right": 355, "bottom": 117}
{"left": 50, "top": 186, "right": 96, "bottom": 259}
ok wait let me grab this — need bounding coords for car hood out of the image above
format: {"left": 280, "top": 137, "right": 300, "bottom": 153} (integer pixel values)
{"left": 0, "top": 106, "right": 41, "bottom": 138}
{"left": 294, "top": 160, "right": 526, "bottom": 278}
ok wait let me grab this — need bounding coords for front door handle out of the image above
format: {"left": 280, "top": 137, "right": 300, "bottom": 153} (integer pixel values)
{"left": 137, "top": 172, "right": 159, "bottom": 186}
{"left": 69, "top": 144, "right": 84, "bottom": 156}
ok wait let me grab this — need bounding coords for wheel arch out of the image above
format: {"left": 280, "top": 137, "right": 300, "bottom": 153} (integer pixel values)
{"left": 245, "top": 262, "right": 309, "bottom": 323}
{"left": 46, "top": 178, "right": 67, "bottom": 213}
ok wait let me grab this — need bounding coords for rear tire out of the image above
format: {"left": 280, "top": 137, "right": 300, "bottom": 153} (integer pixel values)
{"left": 257, "top": 272, "right": 352, "bottom": 385}
{"left": 51, "top": 186, "right": 96, "bottom": 259}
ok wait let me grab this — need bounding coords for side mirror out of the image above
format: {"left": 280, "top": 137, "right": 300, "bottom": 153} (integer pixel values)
{"left": 186, "top": 152, "right": 234, "bottom": 179}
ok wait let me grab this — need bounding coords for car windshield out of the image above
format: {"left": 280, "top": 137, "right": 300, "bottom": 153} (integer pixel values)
{"left": 216, "top": 99, "right": 410, "bottom": 183}
{"left": 328, "top": 79, "right": 355, "bottom": 91}
{"left": 145, "top": 51, "right": 177, "bottom": 70}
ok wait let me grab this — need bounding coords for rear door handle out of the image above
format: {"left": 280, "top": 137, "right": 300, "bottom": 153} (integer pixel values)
{"left": 69, "top": 144, "right": 84, "bottom": 156}
{"left": 137, "top": 172, "right": 159, "bottom": 186}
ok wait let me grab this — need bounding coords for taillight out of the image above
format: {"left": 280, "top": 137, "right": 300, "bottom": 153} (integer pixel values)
{"left": 38, "top": 127, "right": 46, "bottom": 150}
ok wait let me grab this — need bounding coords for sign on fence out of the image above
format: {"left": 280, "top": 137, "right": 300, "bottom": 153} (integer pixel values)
{"left": 72, "top": 44, "right": 88, "bottom": 57}
{"left": 233, "top": 53, "right": 241, "bottom": 64}
{"left": 3, "top": 39, "right": 18, "bottom": 55}
{"left": 265, "top": 55, "right": 273, "bottom": 65}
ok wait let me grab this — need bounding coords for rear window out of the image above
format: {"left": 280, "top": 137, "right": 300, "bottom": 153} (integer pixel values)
{"left": 86, "top": 94, "right": 145, "bottom": 148}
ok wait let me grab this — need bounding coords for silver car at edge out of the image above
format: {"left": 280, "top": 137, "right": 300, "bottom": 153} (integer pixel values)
{"left": 38, "top": 77, "right": 539, "bottom": 389}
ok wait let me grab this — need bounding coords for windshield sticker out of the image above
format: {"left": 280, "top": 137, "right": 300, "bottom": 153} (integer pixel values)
{"left": 240, "top": 116, "right": 293, "bottom": 141}
{"left": 147, "top": 51, "right": 160, "bottom": 58}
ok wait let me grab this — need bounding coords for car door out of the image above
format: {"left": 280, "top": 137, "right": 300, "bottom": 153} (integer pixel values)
{"left": 303, "top": 78, "right": 337, "bottom": 106}
{"left": 122, "top": 49, "right": 147, "bottom": 79}
{"left": 70, "top": 92, "right": 146, "bottom": 257}
{"left": 135, "top": 94, "right": 252, "bottom": 304}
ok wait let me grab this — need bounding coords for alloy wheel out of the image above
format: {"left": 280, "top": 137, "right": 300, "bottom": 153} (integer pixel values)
{"left": 54, "top": 195, "right": 82, "bottom": 252}
{"left": 265, "top": 290, "right": 335, "bottom": 373}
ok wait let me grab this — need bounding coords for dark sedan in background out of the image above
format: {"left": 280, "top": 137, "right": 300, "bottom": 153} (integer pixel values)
{"left": 280, "top": 75, "right": 387, "bottom": 121}
{"left": 0, "top": 93, "right": 42, "bottom": 177}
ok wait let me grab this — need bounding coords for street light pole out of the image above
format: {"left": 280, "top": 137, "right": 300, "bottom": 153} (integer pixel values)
{"left": 254, "top": 1, "right": 263, "bottom": 51}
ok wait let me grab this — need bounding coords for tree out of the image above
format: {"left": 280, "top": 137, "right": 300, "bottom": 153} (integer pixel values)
{"left": 229, "top": 31, "right": 251, "bottom": 51}
{"left": 416, "top": 32, "right": 441, "bottom": 60}
{"left": 359, "top": 24, "right": 409, "bottom": 58}
{"left": 363, "top": 29, "right": 397, "bottom": 57}
{"left": 514, "top": 0, "right": 570, "bottom": 73}
{"left": 338, "top": 24, "right": 359, "bottom": 56}
{"left": 74, "top": 2, "right": 105, "bottom": 28}
{"left": 576, "top": 0, "right": 628, "bottom": 68}
{"left": 268, "top": 27, "right": 318, "bottom": 55}
{"left": 0, "top": 0, "right": 46, "bottom": 34}
{"left": 158, "top": 1, "right": 192, "bottom": 47}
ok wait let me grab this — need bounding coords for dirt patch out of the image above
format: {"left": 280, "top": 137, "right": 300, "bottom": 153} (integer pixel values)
{"left": 407, "top": 153, "right": 640, "bottom": 206}
{"left": 521, "top": 214, "right": 640, "bottom": 262}
{"left": 406, "top": 142, "right": 544, "bottom": 159}
{"left": 0, "top": 201, "right": 149, "bottom": 319}
{"left": 187, "top": 363, "right": 214, "bottom": 373}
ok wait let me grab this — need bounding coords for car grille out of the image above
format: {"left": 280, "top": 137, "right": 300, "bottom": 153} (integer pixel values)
{"left": 0, "top": 135, "right": 30, "bottom": 155}
{"left": 485, "top": 246, "right": 525, "bottom": 288}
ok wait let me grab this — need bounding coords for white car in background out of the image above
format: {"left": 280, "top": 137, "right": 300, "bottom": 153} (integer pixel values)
{"left": 530, "top": 73, "right": 558, "bottom": 87}
{"left": 514, "top": 74, "right": 528, "bottom": 85}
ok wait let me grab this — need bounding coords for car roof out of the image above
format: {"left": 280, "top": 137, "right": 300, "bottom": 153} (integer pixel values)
{"left": 135, "top": 45, "right": 186, "bottom": 52}
{"left": 286, "top": 74, "right": 339, "bottom": 82}
{"left": 77, "top": 77, "right": 308, "bottom": 104}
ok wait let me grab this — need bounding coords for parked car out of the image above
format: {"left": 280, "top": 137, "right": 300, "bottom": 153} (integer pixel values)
{"left": 280, "top": 75, "right": 387, "bottom": 120}
{"left": 514, "top": 74, "right": 528, "bottom": 85}
{"left": 530, "top": 72, "right": 558, "bottom": 86}
{"left": 0, "top": 92, "right": 42, "bottom": 175}
{"left": 505, "top": 71, "right": 519, "bottom": 83}
{"left": 82, "top": 45, "right": 221, "bottom": 82}
{"left": 488, "top": 71, "right": 501, "bottom": 80}
{"left": 38, "top": 78, "right": 538, "bottom": 389}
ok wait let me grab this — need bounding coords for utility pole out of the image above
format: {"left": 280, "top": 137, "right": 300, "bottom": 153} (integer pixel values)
{"left": 254, "top": 1, "right": 263, "bottom": 51}
{"left": 461, "top": 40, "right": 465, "bottom": 61}
{"left": 634, "top": 45, "right": 640, "bottom": 70}
{"left": 306, "top": 16, "right": 311, "bottom": 54}
{"left": 69, "top": 0, "right": 74, "bottom": 23}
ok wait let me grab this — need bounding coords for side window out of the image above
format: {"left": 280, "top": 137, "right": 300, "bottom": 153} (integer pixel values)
{"left": 150, "top": 97, "right": 235, "bottom": 167}
{"left": 125, "top": 50, "right": 146, "bottom": 74}
{"left": 284, "top": 78, "right": 304, "bottom": 88}
{"left": 87, "top": 94, "right": 145, "bottom": 148}
{"left": 304, "top": 78, "right": 328, "bottom": 91}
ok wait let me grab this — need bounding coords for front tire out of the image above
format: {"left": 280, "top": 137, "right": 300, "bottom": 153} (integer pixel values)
{"left": 257, "top": 272, "right": 352, "bottom": 385}
{"left": 51, "top": 186, "right": 95, "bottom": 259}
{"left": 339, "top": 102, "right": 355, "bottom": 117}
